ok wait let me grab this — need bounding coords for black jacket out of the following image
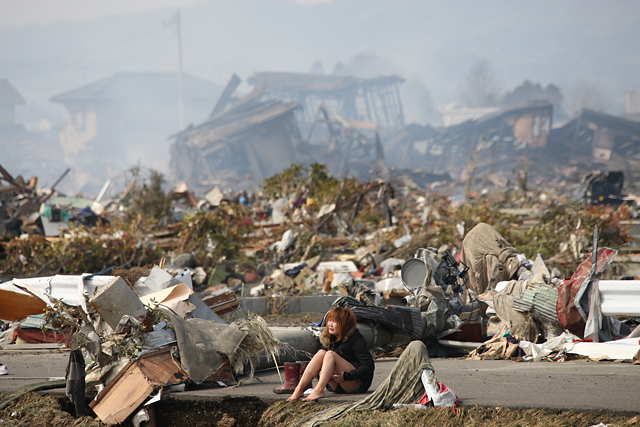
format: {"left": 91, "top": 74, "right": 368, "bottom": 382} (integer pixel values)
{"left": 320, "top": 326, "right": 375, "bottom": 391}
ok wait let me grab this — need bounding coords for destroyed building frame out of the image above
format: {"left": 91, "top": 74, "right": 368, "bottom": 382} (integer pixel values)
{"left": 247, "top": 72, "right": 406, "bottom": 130}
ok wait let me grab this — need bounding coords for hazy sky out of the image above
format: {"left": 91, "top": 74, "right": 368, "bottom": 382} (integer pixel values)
{"left": 3, "top": 0, "right": 638, "bottom": 118}
{"left": 0, "top": 0, "right": 327, "bottom": 28}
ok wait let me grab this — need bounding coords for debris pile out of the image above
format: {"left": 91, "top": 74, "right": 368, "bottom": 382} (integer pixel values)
{"left": 0, "top": 267, "right": 285, "bottom": 424}
{"left": 1, "top": 156, "right": 640, "bottom": 424}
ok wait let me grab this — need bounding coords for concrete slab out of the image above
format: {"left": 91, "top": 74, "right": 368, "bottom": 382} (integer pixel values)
{"left": 4, "top": 350, "right": 640, "bottom": 413}
{"left": 299, "top": 296, "right": 339, "bottom": 314}
{"left": 167, "top": 358, "right": 640, "bottom": 413}
{"left": 239, "top": 297, "right": 269, "bottom": 314}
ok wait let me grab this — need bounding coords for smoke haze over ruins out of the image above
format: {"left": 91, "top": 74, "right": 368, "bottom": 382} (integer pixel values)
{"left": 1, "top": 0, "right": 639, "bottom": 193}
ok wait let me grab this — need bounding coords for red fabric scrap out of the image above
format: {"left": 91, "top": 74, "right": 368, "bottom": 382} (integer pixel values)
{"left": 12, "top": 328, "right": 69, "bottom": 346}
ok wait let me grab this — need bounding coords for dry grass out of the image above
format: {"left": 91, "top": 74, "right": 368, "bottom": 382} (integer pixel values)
{"left": 260, "top": 402, "right": 640, "bottom": 427}
{"left": 112, "top": 266, "right": 152, "bottom": 287}
{"left": 259, "top": 400, "right": 335, "bottom": 427}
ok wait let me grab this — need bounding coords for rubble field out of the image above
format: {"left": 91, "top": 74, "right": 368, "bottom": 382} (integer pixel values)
{"left": 1, "top": 160, "right": 640, "bottom": 426}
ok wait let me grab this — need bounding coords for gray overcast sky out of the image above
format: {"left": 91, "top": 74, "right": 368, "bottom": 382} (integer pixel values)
{"left": 2, "top": 0, "right": 639, "bottom": 119}
{"left": 0, "top": 0, "right": 326, "bottom": 29}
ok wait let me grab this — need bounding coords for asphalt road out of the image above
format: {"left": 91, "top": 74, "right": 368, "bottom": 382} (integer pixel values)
{"left": 1, "top": 349, "right": 639, "bottom": 413}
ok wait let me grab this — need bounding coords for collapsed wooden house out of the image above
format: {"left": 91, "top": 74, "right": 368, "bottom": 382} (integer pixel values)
{"left": 304, "top": 105, "right": 387, "bottom": 179}
{"left": 169, "top": 86, "right": 306, "bottom": 189}
{"left": 552, "top": 109, "right": 640, "bottom": 168}
{"left": 170, "top": 73, "right": 395, "bottom": 190}
{"left": 380, "top": 101, "right": 554, "bottom": 180}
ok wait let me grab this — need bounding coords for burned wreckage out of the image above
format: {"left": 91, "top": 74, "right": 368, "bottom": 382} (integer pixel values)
{"left": 382, "top": 101, "right": 554, "bottom": 184}
{"left": 171, "top": 69, "right": 640, "bottom": 193}
{"left": 384, "top": 103, "right": 640, "bottom": 191}
{"left": 169, "top": 72, "right": 400, "bottom": 190}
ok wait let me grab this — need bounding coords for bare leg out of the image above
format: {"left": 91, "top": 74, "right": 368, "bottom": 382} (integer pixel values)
{"left": 287, "top": 350, "right": 326, "bottom": 401}
{"left": 303, "top": 351, "right": 357, "bottom": 401}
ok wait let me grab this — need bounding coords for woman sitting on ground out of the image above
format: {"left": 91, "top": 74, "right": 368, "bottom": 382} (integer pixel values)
{"left": 287, "top": 306, "right": 375, "bottom": 402}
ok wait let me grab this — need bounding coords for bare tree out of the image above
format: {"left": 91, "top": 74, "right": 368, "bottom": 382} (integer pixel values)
{"left": 464, "top": 135, "right": 488, "bottom": 199}
{"left": 566, "top": 80, "right": 610, "bottom": 117}
{"left": 461, "top": 59, "right": 502, "bottom": 107}
{"left": 514, "top": 154, "right": 530, "bottom": 206}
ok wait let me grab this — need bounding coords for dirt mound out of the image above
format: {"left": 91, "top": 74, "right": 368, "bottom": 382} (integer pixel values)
{"left": 0, "top": 392, "right": 104, "bottom": 427}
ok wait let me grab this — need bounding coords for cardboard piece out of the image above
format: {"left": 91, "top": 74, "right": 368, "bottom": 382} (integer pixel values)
{"left": 139, "top": 283, "right": 195, "bottom": 318}
{"left": 293, "top": 266, "right": 316, "bottom": 289}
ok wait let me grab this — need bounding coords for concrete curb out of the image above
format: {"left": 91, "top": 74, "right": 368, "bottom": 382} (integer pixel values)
{"left": 239, "top": 295, "right": 340, "bottom": 315}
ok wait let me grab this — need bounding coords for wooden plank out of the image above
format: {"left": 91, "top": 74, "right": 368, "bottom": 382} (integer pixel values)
{"left": 137, "top": 349, "right": 188, "bottom": 385}
{"left": 209, "top": 300, "right": 239, "bottom": 315}
{"left": 90, "top": 349, "right": 189, "bottom": 424}
{"left": 0, "top": 185, "right": 21, "bottom": 195}
{"left": 0, "top": 163, "right": 16, "bottom": 184}
{"left": 90, "top": 363, "right": 155, "bottom": 425}
{"left": 209, "top": 74, "right": 241, "bottom": 119}
{"left": 201, "top": 291, "right": 236, "bottom": 306}
{"left": 201, "top": 291, "right": 239, "bottom": 315}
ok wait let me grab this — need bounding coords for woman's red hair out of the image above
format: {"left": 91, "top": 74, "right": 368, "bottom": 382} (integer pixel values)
{"left": 324, "top": 307, "right": 357, "bottom": 341}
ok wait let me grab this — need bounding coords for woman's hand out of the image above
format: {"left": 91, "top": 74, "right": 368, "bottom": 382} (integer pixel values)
{"left": 331, "top": 371, "right": 344, "bottom": 383}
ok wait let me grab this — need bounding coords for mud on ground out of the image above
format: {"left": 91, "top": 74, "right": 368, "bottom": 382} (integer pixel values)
{"left": 260, "top": 401, "right": 640, "bottom": 427}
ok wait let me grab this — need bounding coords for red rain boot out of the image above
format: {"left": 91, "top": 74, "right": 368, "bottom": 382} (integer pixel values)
{"left": 273, "top": 362, "right": 300, "bottom": 394}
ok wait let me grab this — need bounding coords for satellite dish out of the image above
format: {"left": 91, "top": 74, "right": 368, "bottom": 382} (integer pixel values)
{"left": 401, "top": 258, "right": 427, "bottom": 289}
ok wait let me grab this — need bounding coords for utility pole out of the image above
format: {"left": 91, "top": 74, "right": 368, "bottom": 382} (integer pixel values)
{"left": 176, "top": 10, "right": 184, "bottom": 130}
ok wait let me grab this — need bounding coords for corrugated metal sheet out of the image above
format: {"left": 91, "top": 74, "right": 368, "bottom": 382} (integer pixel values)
{"left": 512, "top": 279, "right": 640, "bottom": 321}
{"left": 512, "top": 282, "right": 559, "bottom": 322}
